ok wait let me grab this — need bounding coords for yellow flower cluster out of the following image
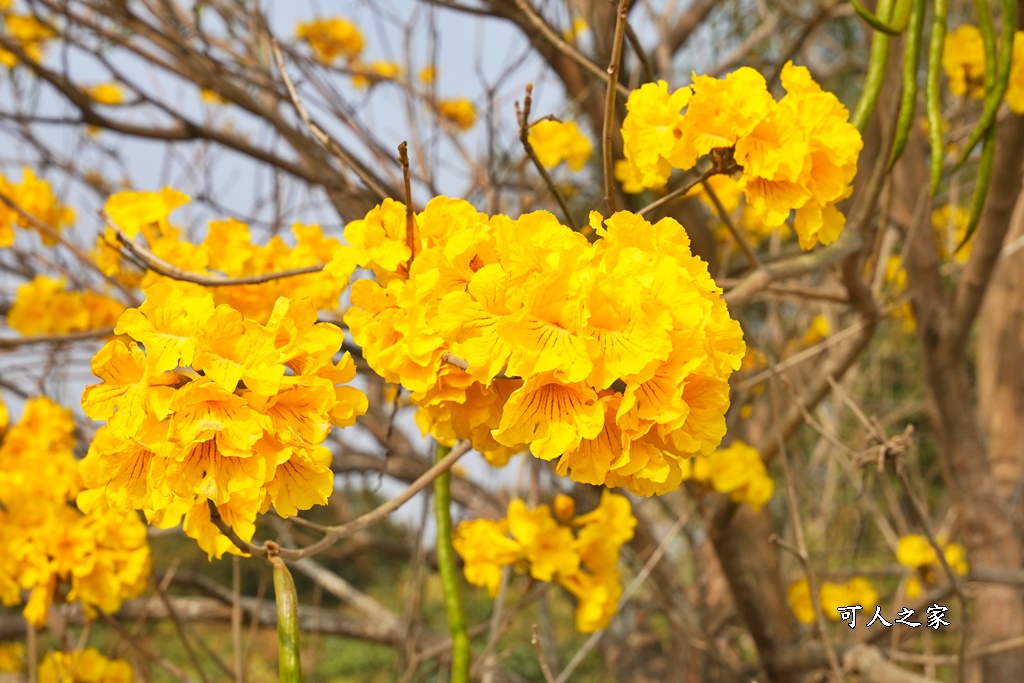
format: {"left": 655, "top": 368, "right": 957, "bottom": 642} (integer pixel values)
{"left": 79, "top": 282, "right": 368, "bottom": 558}
{"left": 327, "top": 198, "right": 744, "bottom": 496}
{"left": 7, "top": 276, "right": 124, "bottom": 335}
{"left": 437, "top": 97, "right": 477, "bottom": 131}
{"left": 84, "top": 82, "right": 124, "bottom": 106}
{"left": 527, "top": 119, "right": 593, "bottom": 171}
{"left": 931, "top": 204, "right": 972, "bottom": 264}
{"left": 0, "top": 13, "right": 56, "bottom": 69}
{"left": 295, "top": 17, "right": 364, "bottom": 63}
{"left": 619, "top": 63, "right": 863, "bottom": 250}
{"left": 351, "top": 60, "right": 401, "bottom": 89}
{"left": 943, "top": 25, "right": 1024, "bottom": 113}
{"left": 0, "top": 396, "right": 150, "bottom": 626}
{"left": 679, "top": 440, "right": 774, "bottom": 510}
{"left": 787, "top": 577, "right": 878, "bottom": 624}
{"left": 0, "top": 642, "right": 23, "bottom": 673}
{"left": 0, "top": 167, "right": 75, "bottom": 247}
{"left": 454, "top": 491, "right": 636, "bottom": 632}
{"left": 38, "top": 649, "right": 131, "bottom": 683}
{"left": 896, "top": 534, "right": 968, "bottom": 599}
{"left": 98, "top": 188, "right": 347, "bottom": 323}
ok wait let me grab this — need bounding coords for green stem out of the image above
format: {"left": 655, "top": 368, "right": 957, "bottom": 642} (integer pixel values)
{"left": 434, "top": 443, "right": 470, "bottom": 683}
{"left": 888, "top": 0, "right": 926, "bottom": 168}
{"left": 926, "top": 0, "right": 949, "bottom": 195}
{"left": 851, "top": 0, "right": 896, "bottom": 131}
{"left": 273, "top": 556, "right": 302, "bottom": 683}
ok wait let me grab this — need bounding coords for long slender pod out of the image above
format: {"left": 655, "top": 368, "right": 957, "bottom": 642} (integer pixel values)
{"left": 851, "top": 0, "right": 897, "bottom": 131}
{"left": 927, "top": 0, "right": 949, "bottom": 194}
{"left": 888, "top": 0, "right": 927, "bottom": 167}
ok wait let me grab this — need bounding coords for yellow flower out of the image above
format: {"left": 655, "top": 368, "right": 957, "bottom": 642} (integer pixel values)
{"left": 104, "top": 187, "right": 189, "bottom": 240}
{"left": 562, "top": 17, "right": 589, "bottom": 43}
{"left": 295, "top": 17, "right": 364, "bottom": 63}
{"left": 943, "top": 25, "right": 986, "bottom": 100}
{"left": 0, "top": 642, "right": 23, "bottom": 672}
{"left": 418, "top": 65, "right": 436, "bottom": 84}
{"left": 803, "top": 314, "right": 831, "bottom": 346}
{"left": 698, "top": 441, "right": 775, "bottom": 511}
{"left": 620, "top": 63, "right": 861, "bottom": 250}
{"left": 896, "top": 534, "right": 939, "bottom": 569}
{"left": 438, "top": 97, "right": 477, "bottom": 131}
{"left": 339, "top": 197, "right": 743, "bottom": 496}
{"left": 1006, "top": 32, "right": 1024, "bottom": 113}
{"left": 85, "top": 82, "right": 124, "bottom": 105}
{"left": 201, "top": 88, "right": 228, "bottom": 105}
{"left": 931, "top": 204, "right": 972, "bottom": 264}
{"left": 944, "top": 542, "right": 970, "bottom": 576}
{"left": 80, "top": 280, "right": 366, "bottom": 559}
{"left": 560, "top": 570, "right": 622, "bottom": 632}
{"left": 0, "top": 14, "right": 57, "bottom": 69}
{"left": 528, "top": 119, "right": 593, "bottom": 171}
{"left": 819, "top": 577, "right": 878, "bottom": 621}
{"left": 38, "top": 649, "right": 132, "bottom": 683}
{"left": 675, "top": 68, "right": 775, "bottom": 170}
{"left": 454, "top": 493, "right": 635, "bottom": 632}
{"left": 351, "top": 60, "right": 401, "bottom": 89}
{"left": 789, "top": 577, "right": 878, "bottom": 623}
{"left": 620, "top": 80, "right": 691, "bottom": 189}
{"left": 453, "top": 518, "right": 522, "bottom": 596}
{"left": 787, "top": 578, "right": 816, "bottom": 624}
{"left": 0, "top": 167, "right": 75, "bottom": 245}
{"left": 614, "top": 158, "right": 646, "bottom": 194}
{"left": 1, "top": 396, "right": 150, "bottom": 627}
{"left": 7, "top": 276, "right": 124, "bottom": 335}
{"left": 507, "top": 499, "right": 580, "bottom": 581}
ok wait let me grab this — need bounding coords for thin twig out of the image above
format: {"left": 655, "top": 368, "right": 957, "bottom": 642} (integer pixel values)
{"left": 0, "top": 328, "right": 115, "bottom": 350}
{"left": 209, "top": 441, "right": 473, "bottom": 560}
{"left": 637, "top": 166, "right": 716, "bottom": 218}
{"left": 399, "top": 141, "right": 417, "bottom": 264}
{"left": 269, "top": 38, "right": 390, "bottom": 202}
{"left": 113, "top": 226, "right": 322, "bottom": 286}
{"left": 700, "top": 177, "right": 762, "bottom": 269}
{"left": 531, "top": 624, "right": 558, "bottom": 683}
{"left": 516, "top": 85, "right": 577, "bottom": 230}
{"left": 768, "top": 373, "right": 847, "bottom": 683}
{"left": 232, "top": 556, "right": 244, "bottom": 683}
{"left": 554, "top": 515, "right": 686, "bottom": 683}
{"left": 603, "top": 0, "right": 630, "bottom": 213}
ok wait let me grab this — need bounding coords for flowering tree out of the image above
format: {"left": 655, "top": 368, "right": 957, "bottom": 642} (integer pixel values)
{"left": 1, "top": 0, "right": 1024, "bottom": 682}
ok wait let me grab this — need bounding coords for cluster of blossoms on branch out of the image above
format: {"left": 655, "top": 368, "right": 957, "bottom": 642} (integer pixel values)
{"left": 896, "top": 534, "right": 969, "bottom": 599}
{"left": 0, "top": 396, "right": 150, "bottom": 626}
{"left": 78, "top": 283, "right": 368, "bottom": 558}
{"left": 942, "top": 25, "right": 1024, "bottom": 112}
{"left": 294, "top": 15, "right": 476, "bottom": 129}
{"left": 7, "top": 276, "right": 124, "bottom": 335}
{"left": 0, "top": 167, "right": 75, "bottom": 247}
{"left": 787, "top": 576, "right": 879, "bottom": 624}
{"left": 618, "top": 62, "right": 863, "bottom": 251}
{"left": 95, "top": 188, "right": 346, "bottom": 323}
{"left": 679, "top": 440, "right": 774, "bottom": 511}
{"left": 327, "top": 197, "right": 745, "bottom": 497}
{"left": 0, "top": 6, "right": 56, "bottom": 69}
{"left": 37, "top": 648, "right": 132, "bottom": 683}
{"left": 453, "top": 491, "right": 636, "bottom": 632}
{"left": 527, "top": 119, "right": 593, "bottom": 172}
